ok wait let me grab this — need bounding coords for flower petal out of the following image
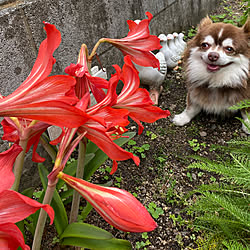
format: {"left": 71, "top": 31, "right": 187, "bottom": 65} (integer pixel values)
{"left": 0, "top": 144, "right": 23, "bottom": 192}
{"left": 0, "top": 101, "right": 91, "bottom": 128}
{"left": 78, "top": 124, "right": 139, "bottom": 166}
{"left": 104, "top": 12, "right": 161, "bottom": 69}
{"left": 58, "top": 172, "right": 157, "bottom": 232}
{"left": 0, "top": 190, "right": 54, "bottom": 225}
{"left": 1, "top": 22, "right": 61, "bottom": 105}
{"left": 0, "top": 223, "right": 29, "bottom": 250}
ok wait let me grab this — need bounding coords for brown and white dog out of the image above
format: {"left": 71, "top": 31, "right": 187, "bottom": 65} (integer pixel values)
{"left": 173, "top": 17, "right": 250, "bottom": 133}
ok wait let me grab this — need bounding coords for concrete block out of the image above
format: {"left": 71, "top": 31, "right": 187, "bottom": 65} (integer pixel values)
{"left": 0, "top": 5, "right": 36, "bottom": 96}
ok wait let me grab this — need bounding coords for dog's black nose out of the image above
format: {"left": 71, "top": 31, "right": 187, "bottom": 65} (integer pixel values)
{"left": 208, "top": 52, "right": 219, "bottom": 62}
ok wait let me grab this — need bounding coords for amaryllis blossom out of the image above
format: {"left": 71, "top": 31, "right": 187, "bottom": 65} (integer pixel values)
{"left": 112, "top": 56, "right": 171, "bottom": 134}
{"left": 0, "top": 144, "right": 54, "bottom": 249}
{"left": 78, "top": 106, "right": 139, "bottom": 174}
{"left": 0, "top": 22, "right": 89, "bottom": 128}
{"left": 65, "top": 44, "right": 109, "bottom": 103}
{"left": 57, "top": 172, "right": 157, "bottom": 232}
{"left": 1, "top": 117, "right": 50, "bottom": 162}
{"left": 48, "top": 92, "right": 139, "bottom": 176}
{"left": 102, "top": 12, "right": 161, "bottom": 69}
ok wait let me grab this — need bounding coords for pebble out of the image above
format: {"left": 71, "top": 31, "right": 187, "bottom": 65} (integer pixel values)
{"left": 211, "top": 124, "right": 216, "bottom": 130}
{"left": 199, "top": 131, "right": 207, "bottom": 137}
{"left": 192, "top": 173, "right": 197, "bottom": 180}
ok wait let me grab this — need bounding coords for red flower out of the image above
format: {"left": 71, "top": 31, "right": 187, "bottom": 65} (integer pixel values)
{"left": 0, "top": 144, "right": 54, "bottom": 249}
{"left": 65, "top": 44, "right": 109, "bottom": 103}
{"left": 1, "top": 117, "right": 50, "bottom": 162}
{"left": 113, "top": 56, "right": 171, "bottom": 134}
{"left": 57, "top": 172, "right": 157, "bottom": 232}
{"left": 79, "top": 106, "right": 139, "bottom": 174}
{"left": 0, "top": 22, "right": 88, "bottom": 128}
{"left": 103, "top": 12, "right": 161, "bottom": 69}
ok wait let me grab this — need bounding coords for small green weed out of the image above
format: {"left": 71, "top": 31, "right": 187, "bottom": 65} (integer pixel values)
{"left": 146, "top": 202, "right": 164, "bottom": 219}
{"left": 188, "top": 139, "right": 206, "bottom": 152}
{"left": 169, "top": 214, "right": 187, "bottom": 227}
{"left": 114, "top": 176, "right": 122, "bottom": 188}
{"left": 135, "top": 233, "right": 151, "bottom": 249}
{"left": 187, "top": 26, "right": 197, "bottom": 38}
{"left": 33, "top": 190, "right": 43, "bottom": 199}
{"left": 127, "top": 140, "right": 150, "bottom": 159}
{"left": 146, "top": 130, "right": 158, "bottom": 140}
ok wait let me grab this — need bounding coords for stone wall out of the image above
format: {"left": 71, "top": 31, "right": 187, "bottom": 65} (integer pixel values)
{"left": 0, "top": 0, "right": 219, "bottom": 189}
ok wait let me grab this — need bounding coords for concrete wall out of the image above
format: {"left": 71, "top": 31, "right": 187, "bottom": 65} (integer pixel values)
{"left": 0, "top": 0, "right": 219, "bottom": 189}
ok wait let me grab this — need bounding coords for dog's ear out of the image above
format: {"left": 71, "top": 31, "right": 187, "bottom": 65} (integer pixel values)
{"left": 198, "top": 16, "right": 212, "bottom": 31}
{"left": 242, "top": 18, "right": 250, "bottom": 35}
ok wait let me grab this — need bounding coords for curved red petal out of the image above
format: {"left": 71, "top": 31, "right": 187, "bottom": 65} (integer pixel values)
{"left": 79, "top": 125, "right": 139, "bottom": 165}
{"left": 1, "top": 118, "right": 19, "bottom": 142}
{"left": 2, "top": 23, "right": 61, "bottom": 105}
{"left": 0, "top": 190, "right": 54, "bottom": 225}
{"left": 0, "top": 101, "right": 90, "bottom": 128}
{"left": 0, "top": 223, "right": 29, "bottom": 250}
{"left": 0, "top": 144, "right": 23, "bottom": 192}
{"left": 104, "top": 12, "right": 161, "bottom": 69}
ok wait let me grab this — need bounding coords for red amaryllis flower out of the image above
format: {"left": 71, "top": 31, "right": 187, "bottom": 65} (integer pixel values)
{"left": 113, "top": 56, "right": 170, "bottom": 134}
{"left": 1, "top": 117, "right": 50, "bottom": 162}
{"left": 0, "top": 144, "right": 54, "bottom": 249}
{"left": 102, "top": 12, "right": 161, "bottom": 69}
{"left": 0, "top": 22, "right": 88, "bottom": 128}
{"left": 79, "top": 106, "right": 139, "bottom": 174}
{"left": 57, "top": 172, "right": 157, "bottom": 232}
{"left": 65, "top": 44, "right": 109, "bottom": 103}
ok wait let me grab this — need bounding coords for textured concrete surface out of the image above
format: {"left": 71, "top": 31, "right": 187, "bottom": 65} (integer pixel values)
{"left": 0, "top": 0, "right": 219, "bottom": 190}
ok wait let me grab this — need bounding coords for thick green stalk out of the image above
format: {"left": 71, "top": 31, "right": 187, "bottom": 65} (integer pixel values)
{"left": 88, "top": 38, "right": 105, "bottom": 63}
{"left": 69, "top": 140, "right": 86, "bottom": 223}
{"left": 11, "top": 139, "right": 29, "bottom": 191}
{"left": 32, "top": 180, "right": 57, "bottom": 250}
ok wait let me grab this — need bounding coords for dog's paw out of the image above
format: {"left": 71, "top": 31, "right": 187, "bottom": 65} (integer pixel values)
{"left": 172, "top": 112, "right": 191, "bottom": 126}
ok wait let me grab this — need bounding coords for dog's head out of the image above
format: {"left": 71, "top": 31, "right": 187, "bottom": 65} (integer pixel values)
{"left": 185, "top": 17, "right": 250, "bottom": 88}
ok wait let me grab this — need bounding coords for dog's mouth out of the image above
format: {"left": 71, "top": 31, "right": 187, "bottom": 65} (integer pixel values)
{"left": 206, "top": 62, "right": 233, "bottom": 72}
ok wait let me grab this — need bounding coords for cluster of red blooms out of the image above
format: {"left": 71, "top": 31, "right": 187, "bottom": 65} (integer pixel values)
{"left": 0, "top": 12, "right": 170, "bottom": 249}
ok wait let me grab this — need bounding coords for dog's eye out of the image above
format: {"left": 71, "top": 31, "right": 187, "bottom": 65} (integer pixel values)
{"left": 224, "top": 46, "right": 234, "bottom": 53}
{"left": 201, "top": 43, "right": 210, "bottom": 49}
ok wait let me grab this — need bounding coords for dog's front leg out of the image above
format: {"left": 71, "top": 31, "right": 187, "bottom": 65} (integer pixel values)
{"left": 241, "top": 109, "right": 250, "bottom": 134}
{"left": 173, "top": 93, "right": 201, "bottom": 126}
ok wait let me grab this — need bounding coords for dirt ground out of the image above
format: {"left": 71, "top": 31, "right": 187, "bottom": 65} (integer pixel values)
{"left": 39, "top": 0, "right": 248, "bottom": 249}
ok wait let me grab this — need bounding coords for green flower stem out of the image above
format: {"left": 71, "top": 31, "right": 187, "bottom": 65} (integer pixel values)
{"left": 88, "top": 38, "right": 105, "bottom": 63}
{"left": 39, "top": 135, "right": 57, "bottom": 161}
{"left": 32, "top": 180, "right": 58, "bottom": 250}
{"left": 69, "top": 139, "right": 86, "bottom": 223}
{"left": 11, "top": 139, "right": 29, "bottom": 191}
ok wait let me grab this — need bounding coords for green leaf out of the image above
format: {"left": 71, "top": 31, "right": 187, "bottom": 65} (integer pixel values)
{"left": 21, "top": 187, "right": 35, "bottom": 198}
{"left": 86, "top": 140, "right": 99, "bottom": 154}
{"left": 83, "top": 132, "right": 136, "bottom": 180}
{"left": 38, "top": 164, "right": 68, "bottom": 236}
{"left": 60, "top": 223, "right": 131, "bottom": 250}
{"left": 80, "top": 202, "right": 93, "bottom": 221}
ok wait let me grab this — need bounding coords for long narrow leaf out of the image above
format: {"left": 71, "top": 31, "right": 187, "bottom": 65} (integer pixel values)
{"left": 60, "top": 222, "right": 131, "bottom": 249}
